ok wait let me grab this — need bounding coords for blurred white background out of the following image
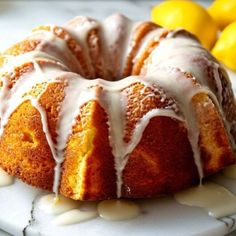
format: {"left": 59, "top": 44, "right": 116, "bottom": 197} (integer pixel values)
{"left": 0, "top": 0, "right": 209, "bottom": 51}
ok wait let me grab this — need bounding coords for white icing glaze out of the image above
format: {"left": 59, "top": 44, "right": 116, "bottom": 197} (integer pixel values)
{"left": 174, "top": 182, "right": 236, "bottom": 218}
{"left": 102, "top": 13, "right": 135, "bottom": 79}
{"left": 223, "top": 164, "right": 236, "bottom": 179}
{"left": 30, "top": 29, "right": 83, "bottom": 74}
{"left": 52, "top": 209, "right": 98, "bottom": 226}
{"left": 53, "top": 73, "right": 99, "bottom": 193}
{"left": 146, "top": 67, "right": 215, "bottom": 182}
{"left": 145, "top": 35, "right": 235, "bottom": 148}
{"left": 0, "top": 51, "right": 67, "bottom": 74}
{"left": 0, "top": 53, "right": 67, "bottom": 128}
{"left": 31, "top": 97, "right": 58, "bottom": 168}
{"left": 65, "top": 16, "right": 99, "bottom": 41}
{"left": 133, "top": 27, "right": 166, "bottom": 66}
{"left": 0, "top": 59, "right": 66, "bottom": 134}
{"left": 104, "top": 14, "right": 137, "bottom": 79}
{"left": 39, "top": 193, "right": 139, "bottom": 224}
{"left": 97, "top": 199, "right": 140, "bottom": 221}
{"left": 109, "top": 107, "right": 183, "bottom": 197}
{"left": 38, "top": 194, "right": 80, "bottom": 215}
{"left": 38, "top": 193, "right": 98, "bottom": 225}
{"left": 0, "top": 168, "right": 14, "bottom": 187}
{"left": 0, "top": 57, "right": 69, "bottom": 196}
{"left": 64, "top": 16, "right": 100, "bottom": 78}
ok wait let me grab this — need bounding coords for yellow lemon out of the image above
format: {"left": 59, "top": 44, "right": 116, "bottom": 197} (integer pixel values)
{"left": 212, "top": 21, "right": 236, "bottom": 71}
{"left": 151, "top": 0, "right": 218, "bottom": 49}
{"left": 208, "top": 0, "right": 236, "bottom": 30}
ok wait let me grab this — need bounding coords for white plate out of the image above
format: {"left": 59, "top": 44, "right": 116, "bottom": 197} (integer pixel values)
{"left": 0, "top": 176, "right": 235, "bottom": 236}
{"left": 0, "top": 70, "right": 236, "bottom": 236}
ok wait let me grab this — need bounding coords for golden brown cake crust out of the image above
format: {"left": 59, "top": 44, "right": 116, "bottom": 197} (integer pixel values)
{"left": 60, "top": 101, "right": 117, "bottom": 200}
{"left": 122, "top": 116, "right": 199, "bottom": 197}
{"left": 0, "top": 15, "right": 235, "bottom": 201}
{"left": 0, "top": 100, "right": 55, "bottom": 190}
{"left": 123, "top": 22, "right": 158, "bottom": 77}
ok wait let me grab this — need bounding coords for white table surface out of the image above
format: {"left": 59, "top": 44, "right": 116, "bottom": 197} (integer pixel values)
{"left": 1, "top": 1, "right": 235, "bottom": 236}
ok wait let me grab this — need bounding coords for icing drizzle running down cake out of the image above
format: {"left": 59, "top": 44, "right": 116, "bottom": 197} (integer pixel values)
{"left": 0, "top": 14, "right": 235, "bottom": 200}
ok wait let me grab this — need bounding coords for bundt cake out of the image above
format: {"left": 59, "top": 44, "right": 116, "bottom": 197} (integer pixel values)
{"left": 0, "top": 14, "right": 235, "bottom": 200}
